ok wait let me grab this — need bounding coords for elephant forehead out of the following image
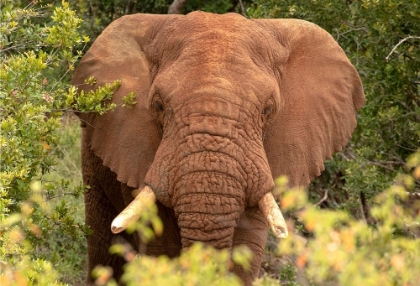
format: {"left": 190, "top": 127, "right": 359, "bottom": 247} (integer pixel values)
{"left": 154, "top": 54, "right": 278, "bottom": 111}
{"left": 157, "top": 12, "right": 282, "bottom": 71}
{"left": 151, "top": 13, "right": 284, "bottom": 112}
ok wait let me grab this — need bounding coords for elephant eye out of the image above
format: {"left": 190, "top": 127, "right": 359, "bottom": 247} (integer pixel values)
{"left": 152, "top": 96, "right": 165, "bottom": 136}
{"left": 262, "top": 97, "right": 276, "bottom": 116}
{"left": 261, "top": 97, "right": 277, "bottom": 128}
{"left": 262, "top": 105, "right": 273, "bottom": 115}
{"left": 153, "top": 98, "right": 165, "bottom": 112}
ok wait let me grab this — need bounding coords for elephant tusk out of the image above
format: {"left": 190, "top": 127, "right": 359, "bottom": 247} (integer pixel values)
{"left": 111, "top": 185, "right": 156, "bottom": 234}
{"left": 258, "top": 192, "right": 288, "bottom": 239}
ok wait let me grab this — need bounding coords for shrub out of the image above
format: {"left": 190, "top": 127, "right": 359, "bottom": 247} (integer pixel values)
{"left": 0, "top": 1, "right": 89, "bottom": 284}
{"left": 275, "top": 150, "right": 420, "bottom": 285}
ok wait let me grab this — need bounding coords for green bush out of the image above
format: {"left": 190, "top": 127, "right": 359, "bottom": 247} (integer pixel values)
{"left": 0, "top": 1, "right": 89, "bottom": 284}
{"left": 0, "top": 0, "right": 86, "bottom": 210}
{"left": 275, "top": 150, "right": 420, "bottom": 285}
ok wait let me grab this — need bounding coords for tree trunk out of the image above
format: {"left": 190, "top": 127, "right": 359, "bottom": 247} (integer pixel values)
{"left": 168, "top": 0, "right": 186, "bottom": 14}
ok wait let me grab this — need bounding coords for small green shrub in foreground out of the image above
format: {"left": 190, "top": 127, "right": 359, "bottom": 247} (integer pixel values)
{"left": 89, "top": 202, "right": 252, "bottom": 286}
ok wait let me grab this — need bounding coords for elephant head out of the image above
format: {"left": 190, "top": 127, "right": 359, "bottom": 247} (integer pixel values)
{"left": 72, "top": 12, "right": 364, "bottom": 253}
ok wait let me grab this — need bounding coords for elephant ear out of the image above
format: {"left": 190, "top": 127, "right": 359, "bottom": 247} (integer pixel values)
{"left": 256, "top": 19, "right": 365, "bottom": 187}
{"left": 71, "top": 14, "right": 178, "bottom": 188}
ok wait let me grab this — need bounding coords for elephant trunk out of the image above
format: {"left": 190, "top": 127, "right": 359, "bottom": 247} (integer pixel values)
{"left": 173, "top": 172, "right": 244, "bottom": 249}
{"left": 177, "top": 201, "right": 240, "bottom": 249}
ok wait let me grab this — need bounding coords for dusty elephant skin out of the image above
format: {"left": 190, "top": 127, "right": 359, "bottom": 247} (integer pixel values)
{"left": 71, "top": 11, "right": 365, "bottom": 285}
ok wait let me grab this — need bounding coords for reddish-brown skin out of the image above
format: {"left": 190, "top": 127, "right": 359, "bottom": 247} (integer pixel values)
{"left": 72, "top": 12, "right": 365, "bottom": 285}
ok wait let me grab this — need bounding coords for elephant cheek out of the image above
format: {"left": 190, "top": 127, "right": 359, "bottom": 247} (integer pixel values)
{"left": 142, "top": 145, "right": 173, "bottom": 208}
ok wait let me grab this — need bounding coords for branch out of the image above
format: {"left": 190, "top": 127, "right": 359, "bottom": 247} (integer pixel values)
{"left": 386, "top": 36, "right": 420, "bottom": 61}
{"left": 238, "top": 0, "right": 247, "bottom": 17}
{"left": 168, "top": 0, "right": 186, "bottom": 14}
{"left": 314, "top": 189, "right": 329, "bottom": 207}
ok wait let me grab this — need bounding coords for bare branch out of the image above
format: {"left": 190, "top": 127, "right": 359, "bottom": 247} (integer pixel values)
{"left": 386, "top": 36, "right": 420, "bottom": 61}
{"left": 239, "top": 0, "right": 247, "bottom": 17}
{"left": 314, "top": 189, "right": 329, "bottom": 207}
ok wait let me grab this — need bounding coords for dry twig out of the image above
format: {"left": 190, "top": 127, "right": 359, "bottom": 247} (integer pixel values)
{"left": 386, "top": 36, "right": 420, "bottom": 61}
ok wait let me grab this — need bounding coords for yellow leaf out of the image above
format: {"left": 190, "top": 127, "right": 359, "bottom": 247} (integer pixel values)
{"left": 390, "top": 254, "right": 404, "bottom": 272}
{"left": 414, "top": 166, "right": 420, "bottom": 179}
{"left": 340, "top": 229, "right": 355, "bottom": 252}
{"left": 296, "top": 254, "right": 307, "bottom": 268}
{"left": 305, "top": 215, "right": 317, "bottom": 231}
{"left": 29, "top": 223, "right": 42, "bottom": 238}
{"left": 41, "top": 141, "right": 51, "bottom": 150}
{"left": 10, "top": 229, "right": 24, "bottom": 243}
{"left": 281, "top": 194, "right": 295, "bottom": 208}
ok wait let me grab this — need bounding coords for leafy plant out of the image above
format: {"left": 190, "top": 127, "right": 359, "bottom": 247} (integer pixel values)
{"left": 275, "top": 151, "right": 420, "bottom": 285}
{"left": 1, "top": 1, "right": 100, "bottom": 284}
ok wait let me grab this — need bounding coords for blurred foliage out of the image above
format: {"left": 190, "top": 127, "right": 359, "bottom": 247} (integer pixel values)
{"left": 274, "top": 150, "right": 420, "bottom": 285}
{"left": 92, "top": 243, "right": 246, "bottom": 286}
{"left": 85, "top": 199, "right": 251, "bottom": 286}
{"left": 120, "top": 243, "right": 247, "bottom": 286}
{"left": 249, "top": 0, "right": 420, "bottom": 215}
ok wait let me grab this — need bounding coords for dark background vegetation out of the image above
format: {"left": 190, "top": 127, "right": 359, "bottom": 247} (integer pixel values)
{"left": 1, "top": 0, "right": 419, "bottom": 285}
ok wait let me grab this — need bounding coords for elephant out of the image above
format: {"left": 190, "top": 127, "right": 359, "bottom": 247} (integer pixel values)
{"left": 71, "top": 11, "right": 365, "bottom": 285}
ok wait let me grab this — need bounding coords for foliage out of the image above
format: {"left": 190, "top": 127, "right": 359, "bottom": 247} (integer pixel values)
{"left": 0, "top": 178, "right": 83, "bottom": 286}
{"left": 0, "top": 0, "right": 85, "bottom": 211}
{"left": 68, "top": 79, "right": 119, "bottom": 115}
{"left": 249, "top": 0, "right": 420, "bottom": 214}
{"left": 68, "top": 0, "right": 171, "bottom": 42}
{"left": 68, "top": 0, "right": 253, "bottom": 46}
{"left": 274, "top": 151, "right": 420, "bottom": 286}
{"left": 88, "top": 201, "right": 251, "bottom": 286}
{"left": 0, "top": 1, "right": 108, "bottom": 284}
{"left": 120, "top": 243, "right": 246, "bottom": 286}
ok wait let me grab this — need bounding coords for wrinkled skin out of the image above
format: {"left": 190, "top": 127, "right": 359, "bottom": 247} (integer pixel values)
{"left": 72, "top": 12, "right": 365, "bottom": 285}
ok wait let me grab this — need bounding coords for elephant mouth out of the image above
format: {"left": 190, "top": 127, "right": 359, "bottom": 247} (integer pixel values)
{"left": 111, "top": 185, "right": 288, "bottom": 239}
